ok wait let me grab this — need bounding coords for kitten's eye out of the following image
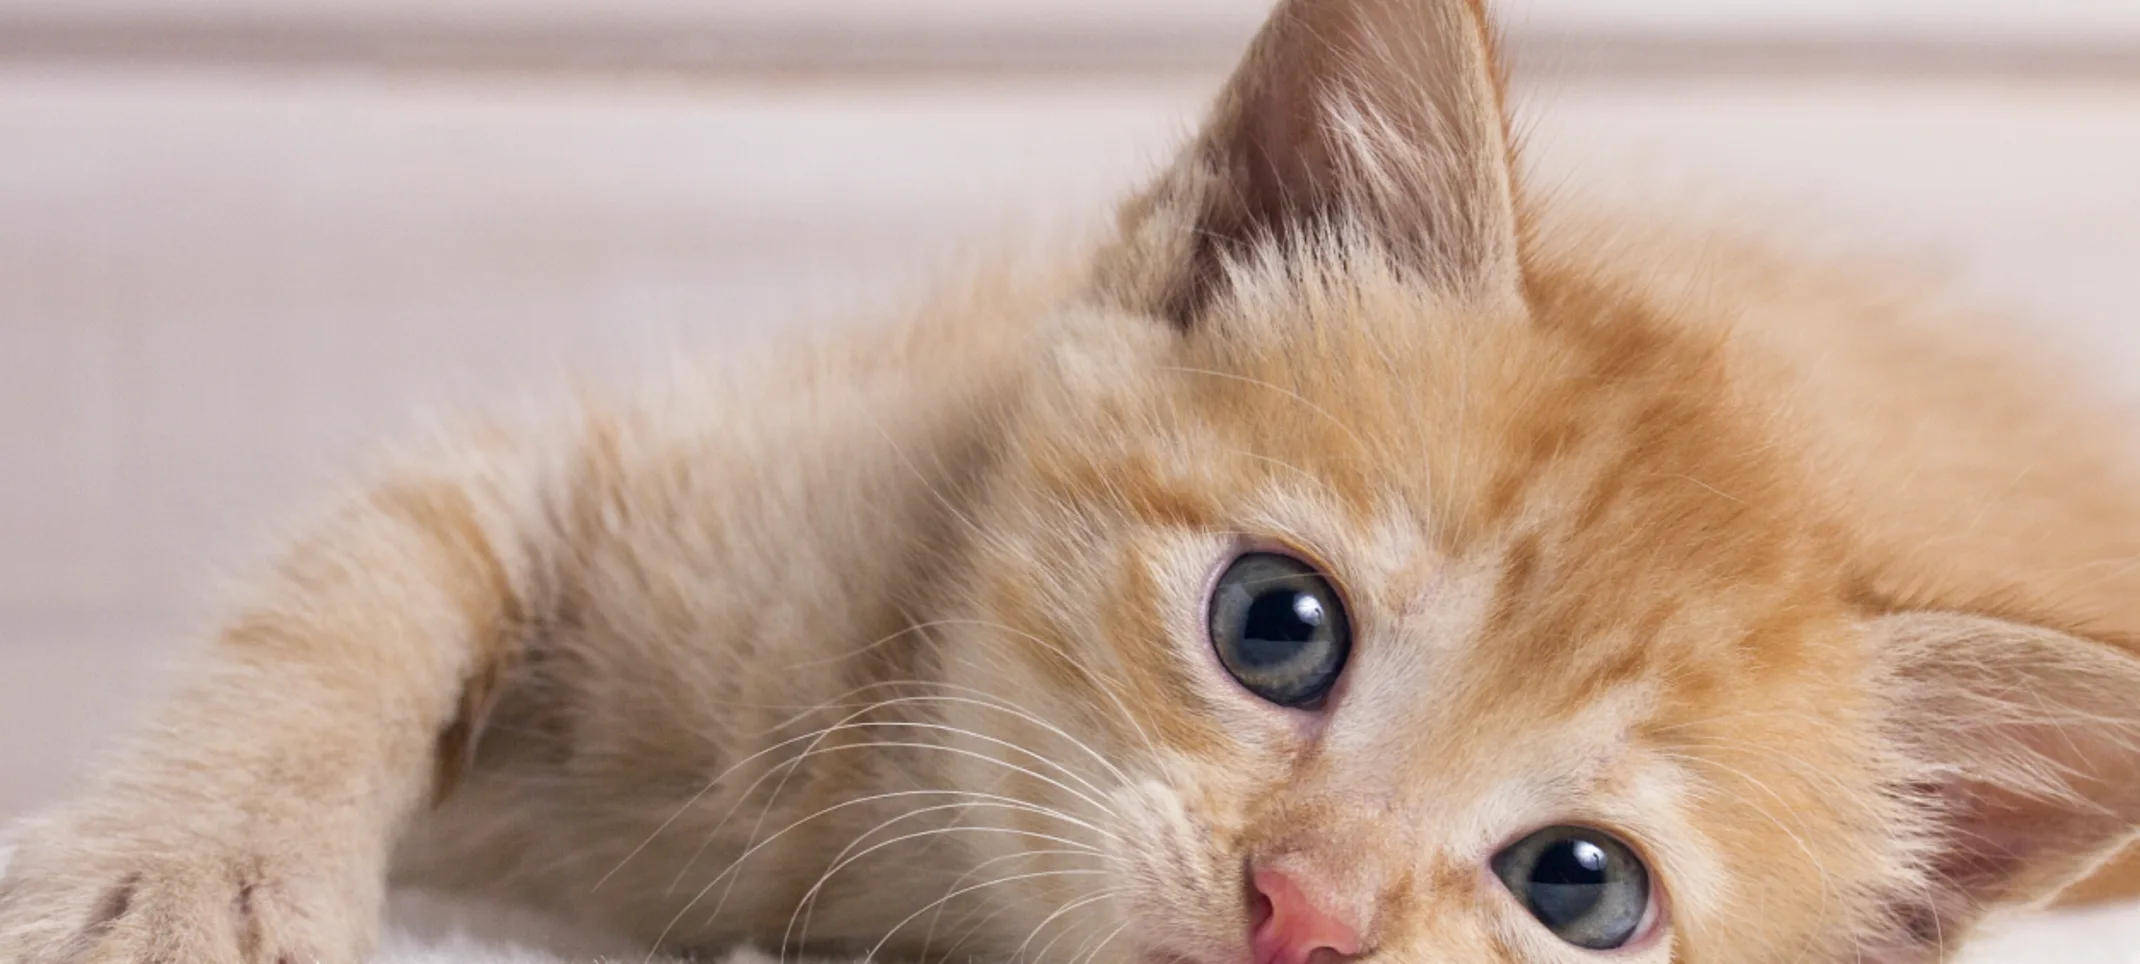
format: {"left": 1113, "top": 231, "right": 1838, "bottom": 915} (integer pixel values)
{"left": 1492, "top": 826, "right": 1653, "bottom": 951}
{"left": 1207, "top": 552, "right": 1351, "bottom": 708}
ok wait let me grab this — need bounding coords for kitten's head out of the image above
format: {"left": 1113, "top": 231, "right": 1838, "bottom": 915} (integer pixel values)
{"left": 939, "top": 1, "right": 2140, "bottom": 962}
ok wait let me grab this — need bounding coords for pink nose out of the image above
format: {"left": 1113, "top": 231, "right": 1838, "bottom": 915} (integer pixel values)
{"left": 1249, "top": 869, "right": 1363, "bottom": 964}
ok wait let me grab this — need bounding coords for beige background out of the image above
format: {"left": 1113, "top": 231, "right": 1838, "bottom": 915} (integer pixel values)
{"left": 3, "top": 2, "right": 2138, "bottom": 822}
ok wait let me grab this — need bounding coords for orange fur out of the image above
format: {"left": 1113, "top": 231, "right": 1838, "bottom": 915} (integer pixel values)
{"left": 6, "top": 1, "right": 2140, "bottom": 963}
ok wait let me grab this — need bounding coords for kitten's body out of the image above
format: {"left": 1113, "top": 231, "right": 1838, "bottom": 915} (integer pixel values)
{"left": 407, "top": 213, "right": 2140, "bottom": 941}
{"left": 8, "top": 2, "right": 2140, "bottom": 963}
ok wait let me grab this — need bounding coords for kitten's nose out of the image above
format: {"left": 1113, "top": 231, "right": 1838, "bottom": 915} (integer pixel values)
{"left": 1248, "top": 868, "right": 1364, "bottom": 964}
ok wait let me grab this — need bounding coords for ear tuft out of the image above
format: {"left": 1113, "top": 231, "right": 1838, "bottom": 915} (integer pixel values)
{"left": 1100, "top": 0, "right": 1523, "bottom": 328}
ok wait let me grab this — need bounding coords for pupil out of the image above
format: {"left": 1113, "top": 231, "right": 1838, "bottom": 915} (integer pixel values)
{"left": 1535, "top": 839, "right": 1609, "bottom": 886}
{"left": 1525, "top": 839, "right": 1613, "bottom": 930}
{"left": 1237, "top": 590, "right": 1323, "bottom": 668}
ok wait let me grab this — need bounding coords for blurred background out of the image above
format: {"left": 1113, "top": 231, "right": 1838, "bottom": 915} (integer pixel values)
{"left": 1, "top": 0, "right": 2137, "bottom": 822}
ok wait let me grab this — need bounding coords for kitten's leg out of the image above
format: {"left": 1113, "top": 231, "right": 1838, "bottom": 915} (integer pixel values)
{"left": 0, "top": 448, "right": 543, "bottom": 963}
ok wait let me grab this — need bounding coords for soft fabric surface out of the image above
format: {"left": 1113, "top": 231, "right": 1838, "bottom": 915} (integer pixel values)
{"left": 9, "top": 845, "right": 2140, "bottom": 962}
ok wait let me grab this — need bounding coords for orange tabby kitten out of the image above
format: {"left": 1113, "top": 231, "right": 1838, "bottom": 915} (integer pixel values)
{"left": 6, "top": 1, "right": 2140, "bottom": 962}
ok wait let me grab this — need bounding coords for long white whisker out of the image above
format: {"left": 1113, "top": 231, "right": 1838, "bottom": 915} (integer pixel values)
{"left": 669, "top": 679, "right": 1124, "bottom": 905}
{"left": 1018, "top": 890, "right": 1124, "bottom": 964}
{"left": 660, "top": 707, "right": 1121, "bottom": 907}
{"left": 599, "top": 648, "right": 1122, "bottom": 892}
{"left": 743, "top": 678, "right": 1138, "bottom": 792}
{"left": 651, "top": 783, "right": 1115, "bottom": 954}
{"left": 926, "top": 618, "right": 1162, "bottom": 764}
{"left": 783, "top": 806, "right": 1118, "bottom": 959}
{"left": 859, "top": 690, "right": 1137, "bottom": 789}
{"left": 596, "top": 691, "right": 959, "bottom": 893}
{"left": 1073, "top": 920, "right": 1133, "bottom": 964}
{"left": 864, "top": 871, "right": 1117, "bottom": 964}
{"left": 917, "top": 848, "right": 1105, "bottom": 962}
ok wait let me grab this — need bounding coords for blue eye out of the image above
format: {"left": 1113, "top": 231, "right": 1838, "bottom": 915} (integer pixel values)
{"left": 1492, "top": 827, "right": 1653, "bottom": 950}
{"left": 1207, "top": 553, "right": 1351, "bottom": 708}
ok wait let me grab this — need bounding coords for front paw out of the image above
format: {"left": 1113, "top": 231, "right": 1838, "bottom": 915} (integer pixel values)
{"left": 0, "top": 822, "right": 379, "bottom": 964}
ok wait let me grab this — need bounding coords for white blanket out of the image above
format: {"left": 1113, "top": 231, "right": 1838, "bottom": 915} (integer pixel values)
{"left": 10, "top": 847, "right": 2140, "bottom": 963}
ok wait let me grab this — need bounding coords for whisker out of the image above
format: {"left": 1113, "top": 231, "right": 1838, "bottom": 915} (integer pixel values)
{"left": 782, "top": 805, "right": 1119, "bottom": 960}
{"left": 859, "top": 689, "right": 1138, "bottom": 789}
{"left": 863, "top": 871, "right": 1119, "bottom": 964}
{"left": 744, "top": 676, "right": 1138, "bottom": 790}
{"left": 675, "top": 714, "right": 1120, "bottom": 898}
{"left": 640, "top": 704, "right": 1121, "bottom": 900}
{"left": 925, "top": 618, "right": 1162, "bottom": 765}
{"left": 1073, "top": 920, "right": 1133, "bottom": 964}
{"left": 1016, "top": 890, "right": 1123, "bottom": 964}
{"left": 687, "top": 640, "right": 1139, "bottom": 904}
{"left": 914, "top": 848, "right": 1114, "bottom": 964}
{"left": 651, "top": 782, "right": 1116, "bottom": 954}
{"left": 594, "top": 698, "right": 925, "bottom": 893}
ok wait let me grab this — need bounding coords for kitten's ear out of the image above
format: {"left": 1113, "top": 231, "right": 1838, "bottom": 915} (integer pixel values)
{"left": 1098, "top": 0, "right": 1523, "bottom": 327}
{"left": 1863, "top": 613, "right": 2140, "bottom": 962}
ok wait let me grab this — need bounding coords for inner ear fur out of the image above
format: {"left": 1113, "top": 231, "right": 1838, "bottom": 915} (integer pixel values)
{"left": 1865, "top": 612, "right": 2140, "bottom": 959}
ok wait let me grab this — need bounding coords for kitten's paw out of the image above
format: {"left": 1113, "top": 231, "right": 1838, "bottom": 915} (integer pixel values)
{"left": 0, "top": 825, "right": 379, "bottom": 964}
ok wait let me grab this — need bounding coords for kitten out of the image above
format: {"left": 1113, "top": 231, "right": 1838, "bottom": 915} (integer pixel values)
{"left": 6, "top": 0, "right": 2140, "bottom": 962}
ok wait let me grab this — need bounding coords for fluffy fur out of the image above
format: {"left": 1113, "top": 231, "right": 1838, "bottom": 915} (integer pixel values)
{"left": 8, "top": 1, "right": 2140, "bottom": 962}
